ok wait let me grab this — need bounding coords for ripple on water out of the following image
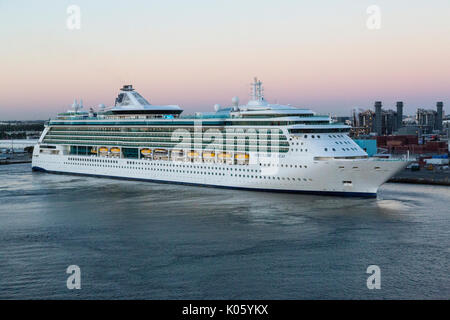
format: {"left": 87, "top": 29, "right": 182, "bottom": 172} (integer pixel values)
{"left": 0, "top": 164, "right": 448, "bottom": 299}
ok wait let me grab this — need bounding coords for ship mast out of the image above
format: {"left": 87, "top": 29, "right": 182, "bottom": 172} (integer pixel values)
{"left": 251, "top": 77, "right": 264, "bottom": 102}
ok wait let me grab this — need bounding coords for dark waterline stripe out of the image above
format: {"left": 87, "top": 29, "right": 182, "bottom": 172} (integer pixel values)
{"left": 31, "top": 166, "right": 377, "bottom": 198}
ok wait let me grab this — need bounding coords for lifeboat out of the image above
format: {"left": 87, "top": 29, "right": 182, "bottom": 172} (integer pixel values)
{"left": 110, "top": 147, "right": 120, "bottom": 153}
{"left": 99, "top": 147, "right": 108, "bottom": 153}
{"left": 202, "top": 151, "right": 215, "bottom": 158}
{"left": 154, "top": 148, "right": 168, "bottom": 155}
{"left": 235, "top": 153, "right": 249, "bottom": 160}
{"left": 218, "top": 152, "right": 231, "bottom": 159}
{"left": 141, "top": 148, "right": 152, "bottom": 155}
{"left": 187, "top": 151, "right": 199, "bottom": 158}
{"left": 91, "top": 148, "right": 98, "bottom": 154}
{"left": 171, "top": 149, "right": 184, "bottom": 156}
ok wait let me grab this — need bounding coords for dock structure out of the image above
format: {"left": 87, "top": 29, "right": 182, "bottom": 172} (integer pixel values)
{"left": 0, "top": 139, "right": 38, "bottom": 151}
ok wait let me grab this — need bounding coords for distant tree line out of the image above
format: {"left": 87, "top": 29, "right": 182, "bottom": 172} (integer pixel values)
{"left": 0, "top": 122, "right": 45, "bottom": 139}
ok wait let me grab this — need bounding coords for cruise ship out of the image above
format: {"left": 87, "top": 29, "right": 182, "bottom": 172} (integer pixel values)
{"left": 32, "top": 78, "right": 408, "bottom": 197}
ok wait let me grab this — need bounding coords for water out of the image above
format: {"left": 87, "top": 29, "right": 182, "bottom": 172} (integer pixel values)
{"left": 0, "top": 163, "right": 448, "bottom": 299}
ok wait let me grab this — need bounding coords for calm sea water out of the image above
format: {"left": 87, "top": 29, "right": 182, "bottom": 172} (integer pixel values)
{"left": 0, "top": 163, "right": 448, "bottom": 299}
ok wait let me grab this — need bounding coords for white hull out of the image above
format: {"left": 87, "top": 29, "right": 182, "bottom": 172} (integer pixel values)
{"left": 32, "top": 148, "right": 408, "bottom": 197}
{"left": 32, "top": 81, "right": 411, "bottom": 197}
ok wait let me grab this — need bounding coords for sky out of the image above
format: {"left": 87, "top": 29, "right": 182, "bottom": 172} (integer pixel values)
{"left": 0, "top": 0, "right": 449, "bottom": 120}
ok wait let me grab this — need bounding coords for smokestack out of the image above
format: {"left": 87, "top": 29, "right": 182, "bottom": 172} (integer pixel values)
{"left": 396, "top": 101, "right": 403, "bottom": 130}
{"left": 436, "top": 102, "right": 443, "bottom": 132}
{"left": 375, "top": 101, "right": 382, "bottom": 135}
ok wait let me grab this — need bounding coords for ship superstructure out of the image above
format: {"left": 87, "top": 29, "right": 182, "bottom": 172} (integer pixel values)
{"left": 32, "top": 79, "right": 408, "bottom": 197}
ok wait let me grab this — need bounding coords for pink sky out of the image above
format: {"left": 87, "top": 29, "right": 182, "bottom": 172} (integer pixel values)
{"left": 1, "top": 0, "right": 449, "bottom": 119}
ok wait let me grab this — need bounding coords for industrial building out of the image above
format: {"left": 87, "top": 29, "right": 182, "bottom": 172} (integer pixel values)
{"left": 416, "top": 102, "right": 444, "bottom": 134}
{"left": 352, "top": 101, "right": 445, "bottom": 137}
{"left": 352, "top": 101, "right": 403, "bottom": 136}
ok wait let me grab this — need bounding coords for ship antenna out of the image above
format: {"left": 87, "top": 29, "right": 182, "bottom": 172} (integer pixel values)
{"left": 251, "top": 77, "right": 264, "bottom": 101}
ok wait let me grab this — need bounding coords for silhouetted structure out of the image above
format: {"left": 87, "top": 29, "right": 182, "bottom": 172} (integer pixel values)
{"left": 375, "top": 101, "right": 382, "bottom": 136}
{"left": 417, "top": 109, "right": 437, "bottom": 134}
{"left": 436, "top": 102, "right": 443, "bottom": 132}
{"left": 382, "top": 109, "right": 398, "bottom": 135}
{"left": 415, "top": 102, "right": 445, "bottom": 134}
{"left": 396, "top": 101, "right": 403, "bottom": 130}
{"left": 353, "top": 101, "right": 445, "bottom": 136}
{"left": 357, "top": 110, "right": 375, "bottom": 135}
